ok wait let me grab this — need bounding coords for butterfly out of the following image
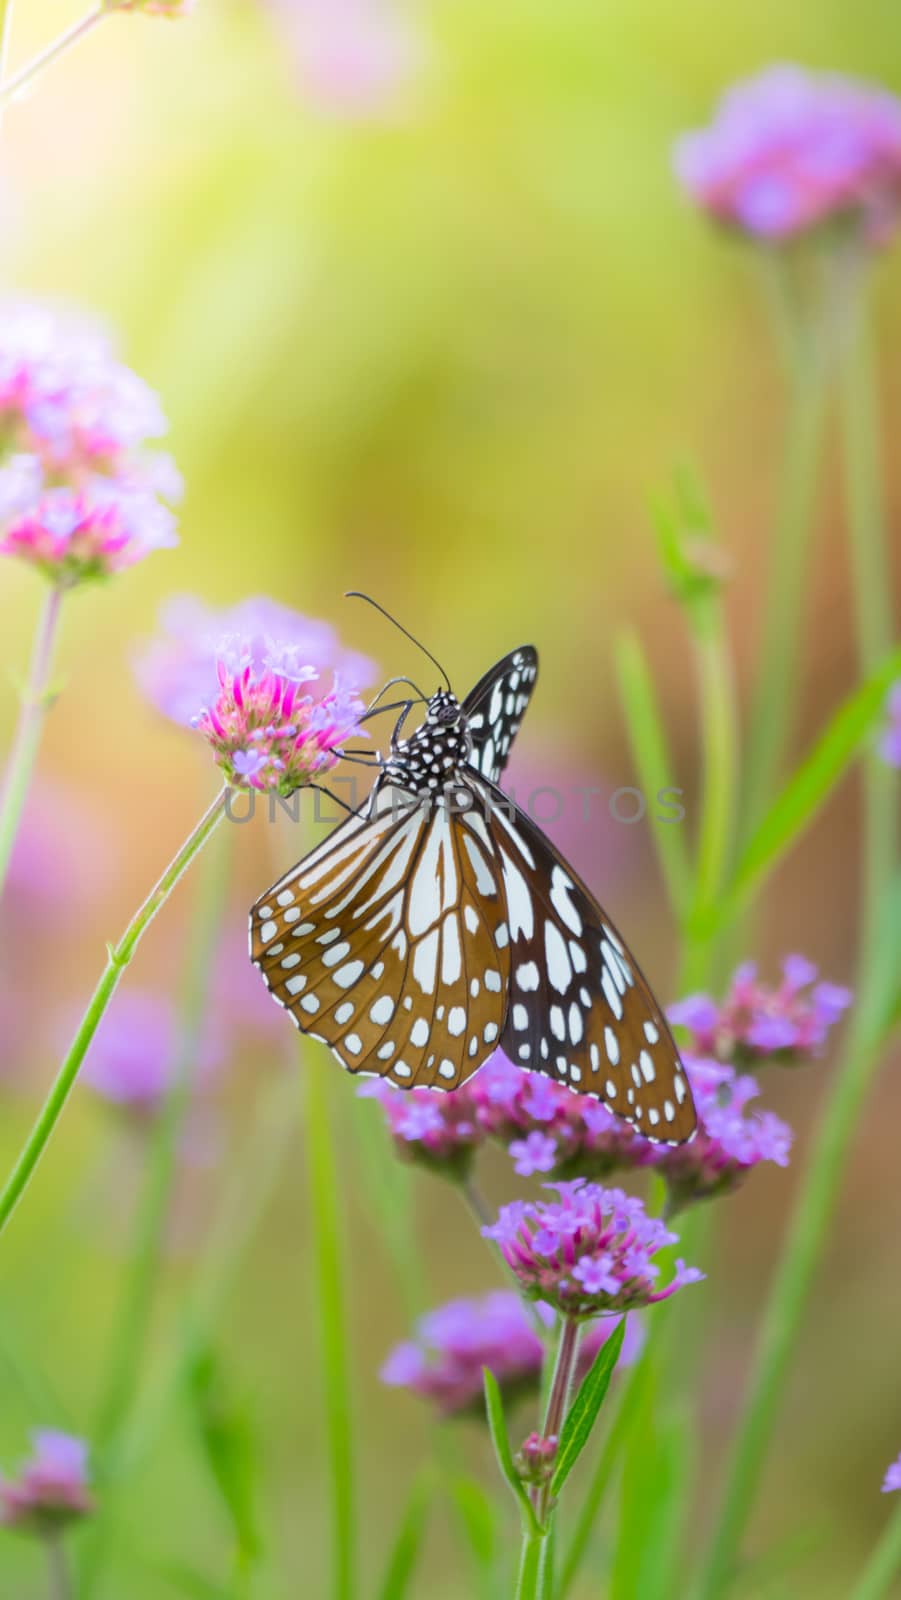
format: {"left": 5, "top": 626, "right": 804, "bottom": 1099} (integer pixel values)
{"left": 250, "top": 643, "right": 696, "bottom": 1144}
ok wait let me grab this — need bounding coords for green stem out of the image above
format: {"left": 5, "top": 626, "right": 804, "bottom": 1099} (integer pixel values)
{"left": 0, "top": 786, "right": 229, "bottom": 1236}
{"left": 45, "top": 1535, "right": 72, "bottom": 1600}
{"left": 0, "top": 585, "right": 64, "bottom": 902}
{"left": 849, "top": 1503, "right": 901, "bottom": 1600}
{"left": 696, "top": 264, "right": 898, "bottom": 1600}
{"left": 840, "top": 301, "right": 898, "bottom": 967}
{"left": 514, "top": 1523, "right": 548, "bottom": 1600}
{"left": 305, "top": 1058, "right": 357, "bottom": 1600}
{"left": 681, "top": 619, "right": 739, "bottom": 991}
{"left": 93, "top": 825, "right": 230, "bottom": 1446}
{"left": 740, "top": 343, "right": 828, "bottom": 844}
{"left": 0, "top": 6, "right": 105, "bottom": 104}
{"left": 614, "top": 632, "right": 693, "bottom": 920}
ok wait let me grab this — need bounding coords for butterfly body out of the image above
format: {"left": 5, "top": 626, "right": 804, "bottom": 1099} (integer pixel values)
{"left": 250, "top": 644, "right": 696, "bottom": 1145}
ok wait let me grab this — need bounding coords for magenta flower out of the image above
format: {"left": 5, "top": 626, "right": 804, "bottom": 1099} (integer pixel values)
{"left": 675, "top": 66, "right": 901, "bottom": 245}
{"left": 879, "top": 683, "right": 901, "bottom": 768}
{"left": 134, "top": 595, "right": 375, "bottom": 727}
{"left": 359, "top": 1079, "right": 484, "bottom": 1179}
{"left": 0, "top": 301, "right": 168, "bottom": 474}
{"left": 0, "top": 1432, "right": 93, "bottom": 1533}
{"left": 651, "top": 1057, "right": 792, "bottom": 1214}
{"left": 380, "top": 1289, "right": 642, "bottom": 1417}
{"left": 883, "top": 1453, "right": 901, "bottom": 1493}
{"left": 134, "top": 596, "right": 375, "bottom": 794}
{"left": 79, "top": 991, "right": 220, "bottom": 1117}
{"left": 668, "top": 957, "right": 851, "bottom": 1066}
{"left": 515, "top": 1432, "right": 558, "bottom": 1486}
{"left": 0, "top": 485, "right": 176, "bottom": 585}
{"left": 483, "top": 1182, "right": 703, "bottom": 1319}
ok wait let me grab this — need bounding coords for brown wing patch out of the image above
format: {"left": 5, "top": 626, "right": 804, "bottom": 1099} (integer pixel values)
{"left": 250, "top": 787, "right": 511, "bottom": 1090}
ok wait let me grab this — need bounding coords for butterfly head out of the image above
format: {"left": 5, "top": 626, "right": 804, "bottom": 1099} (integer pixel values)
{"left": 426, "top": 688, "right": 464, "bottom": 727}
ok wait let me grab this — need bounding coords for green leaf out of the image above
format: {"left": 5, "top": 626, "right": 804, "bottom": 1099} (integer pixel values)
{"left": 707, "top": 642, "right": 901, "bottom": 932}
{"left": 482, "top": 1368, "right": 541, "bottom": 1534}
{"left": 185, "top": 1344, "right": 261, "bottom": 1568}
{"left": 447, "top": 1474, "right": 498, "bottom": 1573}
{"left": 376, "top": 1471, "right": 434, "bottom": 1600}
{"left": 614, "top": 633, "right": 693, "bottom": 919}
{"left": 550, "top": 1320, "right": 625, "bottom": 1497}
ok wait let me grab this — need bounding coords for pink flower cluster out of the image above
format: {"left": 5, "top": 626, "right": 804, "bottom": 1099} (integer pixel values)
{"left": 675, "top": 66, "right": 901, "bottom": 245}
{"left": 363, "top": 1043, "right": 793, "bottom": 1214}
{"left": 0, "top": 302, "right": 179, "bottom": 585}
{"left": 269, "top": 0, "right": 423, "bottom": 120}
{"left": 135, "top": 596, "right": 375, "bottom": 793}
{"left": 668, "top": 956, "right": 851, "bottom": 1064}
{"left": 483, "top": 1181, "right": 703, "bottom": 1318}
{"left": 380, "top": 1290, "right": 643, "bottom": 1417}
{"left": 0, "top": 1432, "right": 93, "bottom": 1533}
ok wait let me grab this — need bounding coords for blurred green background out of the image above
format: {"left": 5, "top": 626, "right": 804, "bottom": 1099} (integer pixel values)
{"left": 1, "top": 0, "right": 901, "bottom": 1594}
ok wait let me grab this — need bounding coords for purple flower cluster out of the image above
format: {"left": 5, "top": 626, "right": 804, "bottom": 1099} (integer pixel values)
{"left": 483, "top": 1181, "right": 703, "bottom": 1318}
{"left": 79, "top": 991, "right": 221, "bottom": 1118}
{"left": 135, "top": 596, "right": 375, "bottom": 793}
{"left": 880, "top": 683, "right": 901, "bottom": 768}
{"left": 380, "top": 1290, "right": 643, "bottom": 1417}
{"left": 269, "top": 0, "right": 423, "bottom": 120}
{"left": 0, "top": 302, "right": 180, "bottom": 585}
{"left": 675, "top": 66, "right": 901, "bottom": 245}
{"left": 883, "top": 1453, "right": 901, "bottom": 1493}
{"left": 363, "top": 1045, "right": 791, "bottom": 1213}
{"left": 0, "top": 1432, "right": 93, "bottom": 1533}
{"left": 668, "top": 957, "right": 851, "bottom": 1065}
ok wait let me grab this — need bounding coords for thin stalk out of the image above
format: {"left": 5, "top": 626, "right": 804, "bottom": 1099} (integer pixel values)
{"left": 0, "top": 6, "right": 105, "bottom": 104}
{"left": 740, "top": 340, "right": 828, "bottom": 843}
{"left": 45, "top": 1536, "right": 72, "bottom": 1600}
{"left": 93, "top": 825, "right": 231, "bottom": 1447}
{"left": 840, "top": 301, "right": 898, "bottom": 968}
{"left": 0, "top": 787, "right": 229, "bottom": 1235}
{"left": 696, "top": 269, "right": 898, "bottom": 1600}
{"left": 849, "top": 1504, "right": 901, "bottom": 1600}
{"left": 537, "top": 1317, "right": 581, "bottom": 1523}
{"left": 305, "top": 1058, "right": 357, "bottom": 1600}
{"left": 515, "top": 1525, "right": 547, "bottom": 1600}
{"left": 0, "top": 585, "right": 64, "bottom": 901}
{"left": 681, "top": 619, "right": 739, "bottom": 991}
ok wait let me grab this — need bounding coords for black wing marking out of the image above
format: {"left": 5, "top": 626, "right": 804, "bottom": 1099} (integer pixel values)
{"left": 461, "top": 645, "right": 539, "bottom": 785}
{"left": 468, "top": 772, "right": 696, "bottom": 1145}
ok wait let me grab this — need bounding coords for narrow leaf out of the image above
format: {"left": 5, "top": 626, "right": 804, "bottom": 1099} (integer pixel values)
{"left": 376, "top": 1471, "right": 433, "bottom": 1600}
{"left": 550, "top": 1320, "right": 625, "bottom": 1496}
{"left": 482, "top": 1368, "right": 540, "bottom": 1533}
{"left": 709, "top": 642, "right": 901, "bottom": 931}
{"left": 614, "top": 633, "right": 692, "bottom": 919}
{"left": 447, "top": 1474, "right": 497, "bottom": 1573}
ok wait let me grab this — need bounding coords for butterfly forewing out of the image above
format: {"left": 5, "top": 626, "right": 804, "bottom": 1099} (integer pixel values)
{"left": 250, "top": 785, "right": 511, "bottom": 1088}
{"left": 468, "top": 773, "right": 696, "bottom": 1144}
{"left": 461, "top": 646, "right": 538, "bottom": 784}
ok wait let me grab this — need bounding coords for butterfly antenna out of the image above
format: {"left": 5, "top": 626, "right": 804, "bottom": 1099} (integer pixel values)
{"left": 345, "top": 592, "right": 451, "bottom": 689}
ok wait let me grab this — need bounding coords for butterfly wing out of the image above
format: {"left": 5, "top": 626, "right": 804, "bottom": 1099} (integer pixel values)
{"left": 468, "top": 773, "right": 696, "bottom": 1144}
{"left": 250, "top": 784, "right": 511, "bottom": 1089}
{"left": 462, "top": 645, "right": 538, "bottom": 784}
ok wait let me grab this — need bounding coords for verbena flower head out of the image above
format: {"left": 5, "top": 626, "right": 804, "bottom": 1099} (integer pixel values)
{"left": 0, "top": 301, "right": 168, "bottom": 474}
{"left": 483, "top": 1182, "right": 703, "bottom": 1319}
{"left": 879, "top": 682, "right": 901, "bottom": 768}
{"left": 0, "top": 485, "right": 177, "bottom": 586}
{"left": 0, "top": 1432, "right": 93, "bottom": 1533}
{"left": 359, "top": 1079, "right": 483, "bottom": 1179}
{"left": 135, "top": 596, "right": 374, "bottom": 794}
{"left": 669, "top": 957, "right": 851, "bottom": 1066}
{"left": 675, "top": 66, "right": 901, "bottom": 245}
{"left": 883, "top": 1453, "right": 901, "bottom": 1492}
{"left": 515, "top": 1432, "right": 558, "bottom": 1486}
{"left": 651, "top": 1057, "right": 792, "bottom": 1214}
{"left": 380, "top": 1290, "right": 642, "bottom": 1417}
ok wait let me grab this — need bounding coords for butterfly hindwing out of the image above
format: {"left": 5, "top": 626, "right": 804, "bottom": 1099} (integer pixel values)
{"left": 467, "top": 773, "right": 696, "bottom": 1144}
{"left": 250, "top": 785, "right": 511, "bottom": 1088}
{"left": 461, "top": 645, "right": 538, "bottom": 784}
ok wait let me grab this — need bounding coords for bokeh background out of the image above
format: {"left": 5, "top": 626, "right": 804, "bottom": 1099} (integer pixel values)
{"left": 1, "top": 1, "right": 900, "bottom": 1594}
